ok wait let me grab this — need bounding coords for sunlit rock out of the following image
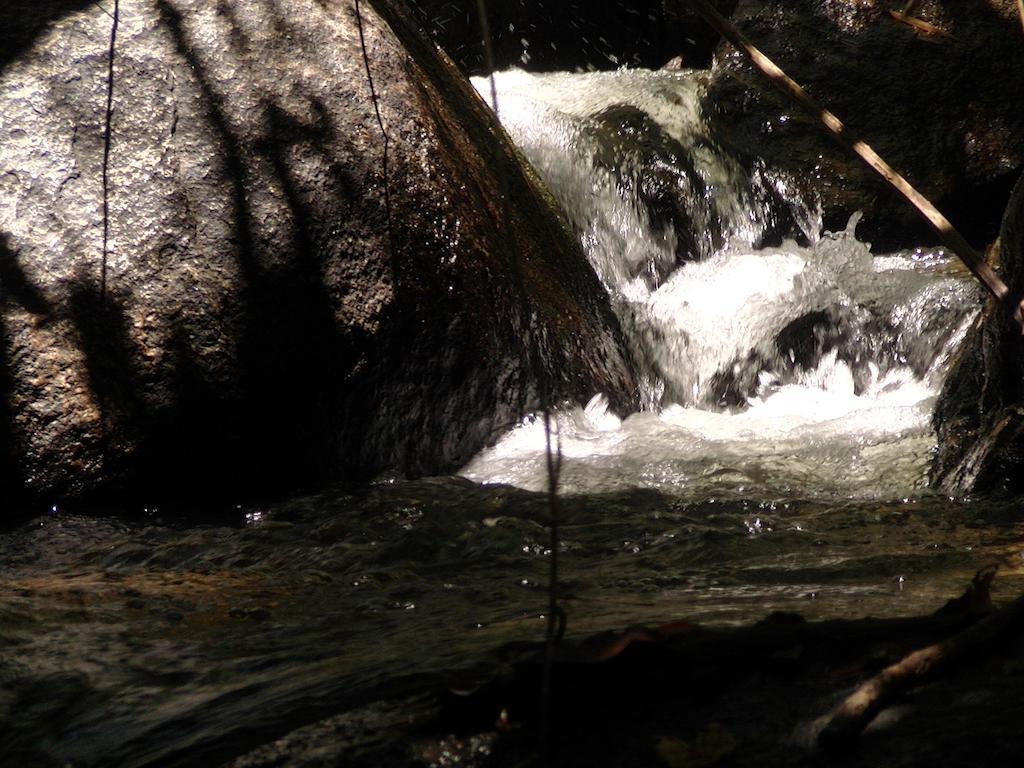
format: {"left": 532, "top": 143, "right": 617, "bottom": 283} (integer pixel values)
{"left": 0, "top": 0, "right": 637, "bottom": 509}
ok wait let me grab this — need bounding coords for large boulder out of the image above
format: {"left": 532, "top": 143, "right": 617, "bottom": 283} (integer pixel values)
{"left": 702, "top": 0, "right": 1024, "bottom": 251}
{"left": 931, "top": 173, "right": 1024, "bottom": 494}
{"left": 0, "top": 0, "right": 638, "bottom": 509}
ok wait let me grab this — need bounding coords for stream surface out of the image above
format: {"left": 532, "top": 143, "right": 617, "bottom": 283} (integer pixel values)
{"left": 3, "top": 67, "right": 1024, "bottom": 766}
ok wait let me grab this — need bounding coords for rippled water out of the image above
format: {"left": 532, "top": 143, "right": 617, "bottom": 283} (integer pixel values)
{"left": 4, "top": 481, "right": 1024, "bottom": 765}
{"left": 2, "top": 67, "right": 1020, "bottom": 764}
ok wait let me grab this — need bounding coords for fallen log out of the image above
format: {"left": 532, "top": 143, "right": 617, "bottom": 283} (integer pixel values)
{"left": 818, "top": 567, "right": 1024, "bottom": 749}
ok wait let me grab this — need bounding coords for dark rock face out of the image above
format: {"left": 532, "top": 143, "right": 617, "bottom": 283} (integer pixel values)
{"left": 0, "top": 0, "right": 637, "bottom": 509}
{"left": 931, "top": 173, "right": 1024, "bottom": 494}
{"left": 703, "top": 0, "right": 1024, "bottom": 251}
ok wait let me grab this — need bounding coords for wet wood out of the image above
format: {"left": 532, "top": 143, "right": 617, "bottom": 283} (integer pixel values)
{"left": 818, "top": 568, "right": 1024, "bottom": 748}
{"left": 887, "top": 10, "right": 954, "bottom": 40}
{"left": 241, "top": 567, "right": 1024, "bottom": 768}
{"left": 682, "top": 0, "right": 1024, "bottom": 329}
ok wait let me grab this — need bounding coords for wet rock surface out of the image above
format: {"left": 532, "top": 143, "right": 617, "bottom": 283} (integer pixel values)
{"left": 931, "top": 174, "right": 1024, "bottom": 494}
{"left": 0, "top": 0, "right": 637, "bottom": 511}
{"left": 703, "top": 0, "right": 1024, "bottom": 251}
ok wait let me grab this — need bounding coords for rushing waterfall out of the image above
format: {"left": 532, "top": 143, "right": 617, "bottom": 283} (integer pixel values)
{"left": 464, "top": 68, "right": 980, "bottom": 499}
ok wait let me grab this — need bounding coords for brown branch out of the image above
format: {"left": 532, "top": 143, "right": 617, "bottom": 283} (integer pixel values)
{"left": 539, "top": 407, "right": 565, "bottom": 758}
{"left": 683, "top": 0, "right": 1022, "bottom": 328}
{"left": 1018, "top": 0, "right": 1024, "bottom": 35}
{"left": 887, "top": 10, "right": 953, "bottom": 41}
{"left": 101, "top": 0, "right": 120, "bottom": 301}
{"left": 819, "top": 568, "right": 1024, "bottom": 749}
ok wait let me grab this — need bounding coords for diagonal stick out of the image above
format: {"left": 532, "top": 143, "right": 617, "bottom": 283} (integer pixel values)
{"left": 683, "top": 0, "right": 1023, "bottom": 327}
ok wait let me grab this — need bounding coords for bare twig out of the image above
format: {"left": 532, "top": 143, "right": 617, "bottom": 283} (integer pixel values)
{"left": 101, "top": 0, "right": 120, "bottom": 301}
{"left": 538, "top": 407, "right": 565, "bottom": 757}
{"left": 683, "top": 0, "right": 1022, "bottom": 328}
{"left": 353, "top": 0, "right": 397, "bottom": 280}
{"left": 470, "top": 1, "right": 562, "bottom": 755}
{"left": 887, "top": 10, "right": 953, "bottom": 40}
{"left": 818, "top": 568, "right": 1024, "bottom": 748}
{"left": 474, "top": 0, "right": 499, "bottom": 116}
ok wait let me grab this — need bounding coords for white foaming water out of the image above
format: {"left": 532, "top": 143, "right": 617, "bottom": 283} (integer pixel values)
{"left": 478, "top": 69, "right": 783, "bottom": 307}
{"left": 465, "top": 69, "right": 980, "bottom": 499}
{"left": 461, "top": 381, "right": 937, "bottom": 499}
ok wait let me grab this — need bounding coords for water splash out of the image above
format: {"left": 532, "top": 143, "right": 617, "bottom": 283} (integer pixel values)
{"left": 460, "top": 383, "right": 939, "bottom": 500}
{"left": 468, "top": 68, "right": 980, "bottom": 498}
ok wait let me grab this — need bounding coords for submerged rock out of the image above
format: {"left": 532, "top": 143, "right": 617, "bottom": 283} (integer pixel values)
{"left": 703, "top": 0, "right": 1024, "bottom": 251}
{"left": 0, "top": 0, "right": 637, "bottom": 509}
{"left": 931, "top": 174, "right": 1024, "bottom": 494}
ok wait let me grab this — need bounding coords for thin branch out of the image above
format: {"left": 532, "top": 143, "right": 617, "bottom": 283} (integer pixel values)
{"left": 470, "top": 1, "right": 561, "bottom": 756}
{"left": 474, "top": 0, "right": 499, "bottom": 116}
{"left": 819, "top": 568, "right": 1024, "bottom": 749}
{"left": 93, "top": 1, "right": 115, "bottom": 21}
{"left": 683, "top": 0, "right": 1022, "bottom": 328}
{"left": 1018, "top": 0, "right": 1024, "bottom": 35}
{"left": 538, "top": 407, "right": 564, "bottom": 758}
{"left": 353, "top": 0, "right": 397, "bottom": 281}
{"left": 101, "top": 0, "right": 120, "bottom": 301}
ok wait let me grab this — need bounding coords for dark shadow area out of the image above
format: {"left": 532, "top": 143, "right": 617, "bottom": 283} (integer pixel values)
{"left": 5, "top": 275, "right": 264, "bottom": 528}
{"left": 0, "top": 0, "right": 97, "bottom": 75}
{"left": 0, "top": 0, "right": 400, "bottom": 517}
{"left": 0, "top": 317, "right": 20, "bottom": 511}
{"left": 3, "top": 0, "right": 371, "bottom": 520}
{"left": 68, "top": 281, "right": 146, "bottom": 441}
{"left": 0, "top": 233, "right": 51, "bottom": 524}
{"left": 0, "top": 236, "right": 50, "bottom": 318}
{"left": 425, "top": 597, "right": 1024, "bottom": 768}
{"left": 931, "top": 172, "right": 1024, "bottom": 495}
{"left": 150, "top": 0, "right": 380, "bottom": 500}
{"left": 941, "top": 166, "right": 1024, "bottom": 251}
